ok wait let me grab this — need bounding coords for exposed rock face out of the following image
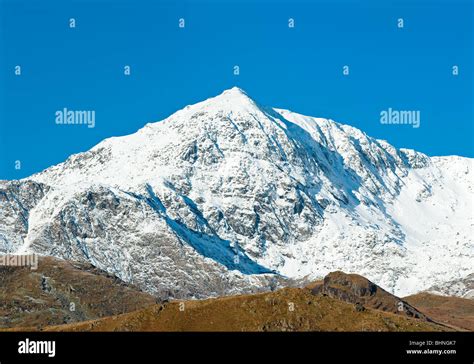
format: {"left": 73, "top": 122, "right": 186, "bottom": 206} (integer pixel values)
{"left": 0, "top": 181, "right": 49, "bottom": 252}
{"left": 426, "top": 273, "right": 474, "bottom": 300}
{"left": 311, "top": 271, "right": 429, "bottom": 321}
{"left": 0, "top": 88, "right": 472, "bottom": 299}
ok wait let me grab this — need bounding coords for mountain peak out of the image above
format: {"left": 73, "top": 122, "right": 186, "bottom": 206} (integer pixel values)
{"left": 203, "top": 87, "right": 257, "bottom": 111}
{"left": 221, "top": 86, "right": 248, "bottom": 96}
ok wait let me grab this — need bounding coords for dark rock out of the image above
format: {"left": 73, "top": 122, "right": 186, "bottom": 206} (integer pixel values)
{"left": 311, "top": 271, "right": 431, "bottom": 322}
{"left": 355, "top": 302, "right": 365, "bottom": 312}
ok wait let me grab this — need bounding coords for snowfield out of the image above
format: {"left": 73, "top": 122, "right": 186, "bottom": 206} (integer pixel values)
{"left": 1, "top": 87, "right": 472, "bottom": 299}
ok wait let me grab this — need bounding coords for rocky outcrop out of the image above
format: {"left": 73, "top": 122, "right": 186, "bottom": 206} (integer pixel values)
{"left": 311, "top": 271, "right": 430, "bottom": 321}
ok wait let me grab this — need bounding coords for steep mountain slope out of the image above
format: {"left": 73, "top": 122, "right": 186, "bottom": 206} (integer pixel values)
{"left": 0, "top": 87, "right": 472, "bottom": 299}
{"left": 425, "top": 273, "right": 474, "bottom": 299}
{"left": 0, "top": 256, "right": 157, "bottom": 329}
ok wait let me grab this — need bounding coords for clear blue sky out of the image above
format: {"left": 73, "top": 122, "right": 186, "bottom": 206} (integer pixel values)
{"left": 0, "top": 0, "right": 472, "bottom": 180}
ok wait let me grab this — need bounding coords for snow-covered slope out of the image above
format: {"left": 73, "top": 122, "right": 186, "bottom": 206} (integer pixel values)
{"left": 1, "top": 87, "right": 472, "bottom": 298}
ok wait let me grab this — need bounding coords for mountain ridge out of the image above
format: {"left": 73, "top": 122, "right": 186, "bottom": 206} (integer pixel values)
{"left": 3, "top": 262, "right": 470, "bottom": 332}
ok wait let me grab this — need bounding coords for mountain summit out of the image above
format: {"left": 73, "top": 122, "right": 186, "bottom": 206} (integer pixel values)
{"left": 1, "top": 88, "right": 472, "bottom": 299}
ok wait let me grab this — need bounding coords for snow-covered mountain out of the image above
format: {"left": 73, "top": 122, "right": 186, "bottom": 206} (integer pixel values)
{"left": 1, "top": 87, "right": 472, "bottom": 299}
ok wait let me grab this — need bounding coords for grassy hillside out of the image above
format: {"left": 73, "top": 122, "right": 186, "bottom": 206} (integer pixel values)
{"left": 46, "top": 286, "right": 448, "bottom": 332}
{"left": 0, "top": 256, "right": 156, "bottom": 329}
{"left": 405, "top": 292, "right": 474, "bottom": 331}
